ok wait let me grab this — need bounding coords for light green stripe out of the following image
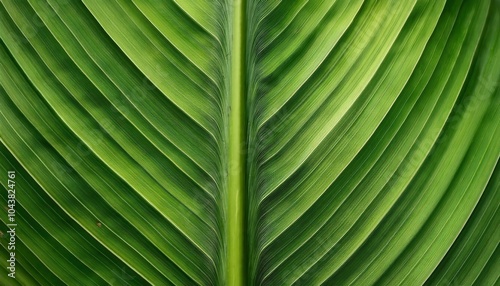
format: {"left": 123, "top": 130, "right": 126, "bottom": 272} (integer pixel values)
{"left": 228, "top": 0, "right": 246, "bottom": 285}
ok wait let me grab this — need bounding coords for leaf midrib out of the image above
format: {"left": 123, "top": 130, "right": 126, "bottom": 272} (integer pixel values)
{"left": 228, "top": 0, "right": 247, "bottom": 285}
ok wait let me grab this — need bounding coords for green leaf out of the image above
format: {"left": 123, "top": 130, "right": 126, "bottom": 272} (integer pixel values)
{"left": 1, "top": 0, "right": 498, "bottom": 285}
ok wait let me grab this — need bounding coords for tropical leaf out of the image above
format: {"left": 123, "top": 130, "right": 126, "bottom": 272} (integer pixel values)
{"left": 0, "top": 0, "right": 499, "bottom": 285}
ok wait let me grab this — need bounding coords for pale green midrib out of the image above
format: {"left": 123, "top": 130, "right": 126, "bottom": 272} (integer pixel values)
{"left": 228, "top": 0, "right": 246, "bottom": 285}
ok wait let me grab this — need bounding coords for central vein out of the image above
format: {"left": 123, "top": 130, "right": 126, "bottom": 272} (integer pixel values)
{"left": 227, "top": 0, "right": 246, "bottom": 285}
